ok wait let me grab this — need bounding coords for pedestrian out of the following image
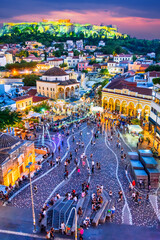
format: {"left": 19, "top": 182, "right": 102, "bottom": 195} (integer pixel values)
{"left": 61, "top": 222, "right": 65, "bottom": 235}
{"left": 111, "top": 205, "right": 115, "bottom": 218}
{"left": 132, "top": 191, "right": 136, "bottom": 200}
{"left": 46, "top": 231, "right": 51, "bottom": 239}
{"left": 92, "top": 165, "right": 94, "bottom": 173}
{"left": 58, "top": 145, "right": 61, "bottom": 152}
{"left": 50, "top": 227, "right": 55, "bottom": 240}
{"left": 77, "top": 167, "right": 80, "bottom": 176}
{"left": 79, "top": 226, "right": 84, "bottom": 240}
{"left": 146, "top": 194, "right": 149, "bottom": 202}
{"left": 34, "top": 185, "right": 37, "bottom": 193}
{"left": 82, "top": 159, "right": 85, "bottom": 167}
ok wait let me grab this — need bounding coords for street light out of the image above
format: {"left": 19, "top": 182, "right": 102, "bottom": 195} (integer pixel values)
{"left": 65, "top": 207, "right": 77, "bottom": 240}
{"left": 26, "top": 162, "right": 37, "bottom": 233}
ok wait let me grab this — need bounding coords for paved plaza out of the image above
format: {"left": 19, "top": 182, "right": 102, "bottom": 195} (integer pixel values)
{"left": 7, "top": 119, "right": 160, "bottom": 232}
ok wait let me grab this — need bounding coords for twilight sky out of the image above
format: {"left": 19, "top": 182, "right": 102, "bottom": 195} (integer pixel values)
{"left": 0, "top": 0, "right": 160, "bottom": 39}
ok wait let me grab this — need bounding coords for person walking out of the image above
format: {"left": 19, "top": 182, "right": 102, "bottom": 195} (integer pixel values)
{"left": 61, "top": 222, "right": 65, "bottom": 235}
{"left": 33, "top": 185, "right": 37, "bottom": 193}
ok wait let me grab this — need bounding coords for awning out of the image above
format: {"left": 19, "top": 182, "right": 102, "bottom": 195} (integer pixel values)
{"left": 128, "top": 125, "right": 143, "bottom": 133}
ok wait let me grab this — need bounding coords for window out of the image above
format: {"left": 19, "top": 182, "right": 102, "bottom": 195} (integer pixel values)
{"left": 39, "top": 86, "right": 41, "bottom": 89}
{"left": 22, "top": 103, "right": 24, "bottom": 107}
{"left": 26, "top": 102, "right": 28, "bottom": 106}
{"left": 50, "top": 88, "right": 52, "bottom": 91}
{"left": 42, "top": 87, "right": 44, "bottom": 90}
{"left": 18, "top": 104, "right": 20, "bottom": 108}
{"left": 47, "top": 93, "right": 49, "bottom": 97}
{"left": 53, "top": 88, "right": 55, "bottom": 91}
{"left": 47, "top": 87, "right": 48, "bottom": 90}
{"left": 29, "top": 101, "right": 31, "bottom": 105}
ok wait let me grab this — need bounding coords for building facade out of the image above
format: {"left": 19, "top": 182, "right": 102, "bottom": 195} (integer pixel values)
{"left": 13, "top": 95, "right": 32, "bottom": 111}
{"left": 114, "top": 54, "right": 133, "bottom": 63}
{"left": 0, "top": 133, "right": 35, "bottom": 186}
{"left": 102, "top": 77, "right": 152, "bottom": 119}
{"left": 149, "top": 85, "right": 160, "bottom": 141}
{"left": 37, "top": 67, "right": 80, "bottom": 99}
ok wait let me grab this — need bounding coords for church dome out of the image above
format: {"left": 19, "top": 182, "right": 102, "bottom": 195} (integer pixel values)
{"left": 43, "top": 67, "right": 68, "bottom": 76}
{"left": 0, "top": 133, "right": 20, "bottom": 150}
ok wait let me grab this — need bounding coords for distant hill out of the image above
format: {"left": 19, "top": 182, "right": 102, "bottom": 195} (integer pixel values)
{"left": 0, "top": 19, "right": 127, "bottom": 39}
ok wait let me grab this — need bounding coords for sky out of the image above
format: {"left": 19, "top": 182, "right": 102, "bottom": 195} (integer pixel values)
{"left": 0, "top": 0, "right": 160, "bottom": 39}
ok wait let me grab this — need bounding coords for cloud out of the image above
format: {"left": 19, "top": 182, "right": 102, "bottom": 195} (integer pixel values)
{"left": 0, "top": 0, "right": 160, "bottom": 39}
{"left": 0, "top": 0, "right": 160, "bottom": 19}
{"left": 1, "top": 10, "right": 159, "bottom": 39}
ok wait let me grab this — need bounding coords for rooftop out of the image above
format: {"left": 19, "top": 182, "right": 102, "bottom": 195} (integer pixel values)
{"left": 0, "top": 132, "right": 20, "bottom": 151}
{"left": 43, "top": 67, "right": 68, "bottom": 76}
{"left": 12, "top": 95, "right": 32, "bottom": 101}
{"left": 103, "top": 77, "right": 152, "bottom": 96}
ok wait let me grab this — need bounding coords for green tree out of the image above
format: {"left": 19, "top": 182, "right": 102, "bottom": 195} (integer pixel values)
{"left": 99, "top": 69, "right": 109, "bottom": 76}
{"left": 152, "top": 78, "right": 160, "bottom": 84}
{"left": 145, "top": 65, "right": 160, "bottom": 72}
{"left": 82, "top": 70, "right": 88, "bottom": 73}
{"left": 6, "top": 61, "right": 38, "bottom": 70}
{"left": 32, "top": 102, "right": 51, "bottom": 113}
{"left": 0, "top": 108, "right": 22, "bottom": 130}
{"left": 133, "top": 55, "right": 137, "bottom": 62}
{"left": 59, "top": 63, "right": 68, "bottom": 68}
{"left": 73, "top": 50, "right": 80, "bottom": 56}
{"left": 22, "top": 74, "right": 40, "bottom": 86}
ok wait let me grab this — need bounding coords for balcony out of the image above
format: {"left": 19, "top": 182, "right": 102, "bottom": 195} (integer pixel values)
{"left": 151, "top": 101, "right": 160, "bottom": 113}
{"left": 150, "top": 111, "right": 160, "bottom": 126}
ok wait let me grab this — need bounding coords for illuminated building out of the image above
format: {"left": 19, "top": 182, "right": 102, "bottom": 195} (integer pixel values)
{"left": 36, "top": 67, "right": 80, "bottom": 99}
{"left": 149, "top": 85, "right": 160, "bottom": 141}
{"left": 12, "top": 95, "right": 32, "bottom": 111}
{"left": 102, "top": 77, "right": 152, "bottom": 119}
{"left": 0, "top": 133, "right": 35, "bottom": 186}
{"left": 48, "top": 58, "right": 64, "bottom": 68}
{"left": 37, "top": 62, "right": 50, "bottom": 71}
{"left": 0, "top": 20, "right": 126, "bottom": 39}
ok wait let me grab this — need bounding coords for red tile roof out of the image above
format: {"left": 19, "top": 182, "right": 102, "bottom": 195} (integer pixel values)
{"left": 32, "top": 96, "right": 48, "bottom": 103}
{"left": 12, "top": 95, "right": 32, "bottom": 101}
{"left": 148, "top": 71, "right": 160, "bottom": 78}
{"left": 27, "top": 89, "right": 37, "bottom": 96}
{"left": 104, "top": 77, "right": 152, "bottom": 96}
{"left": 21, "top": 86, "right": 31, "bottom": 90}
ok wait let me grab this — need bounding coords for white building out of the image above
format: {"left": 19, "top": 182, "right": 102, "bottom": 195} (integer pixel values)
{"left": 48, "top": 58, "right": 64, "bottom": 68}
{"left": 144, "top": 71, "right": 160, "bottom": 83}
{"left": 114, "top": 54, "right": 133, "bottom": 63}
{"left": 76, "top": 40, "right": 83, "bottom": 50}
{"left": 66, "top": 40, "right": 74, "bottom": 50}
{"left": 98, "top": 41, "right": 105, "bottom": 47}
{"left": 0, "top": 55, "right": 6, "bottom": 67}
{"left": 64, "top": 56, "right": 79, "bottom": 68}
{"left": 147, "top": 52, "right": 156, "bottom": 59}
